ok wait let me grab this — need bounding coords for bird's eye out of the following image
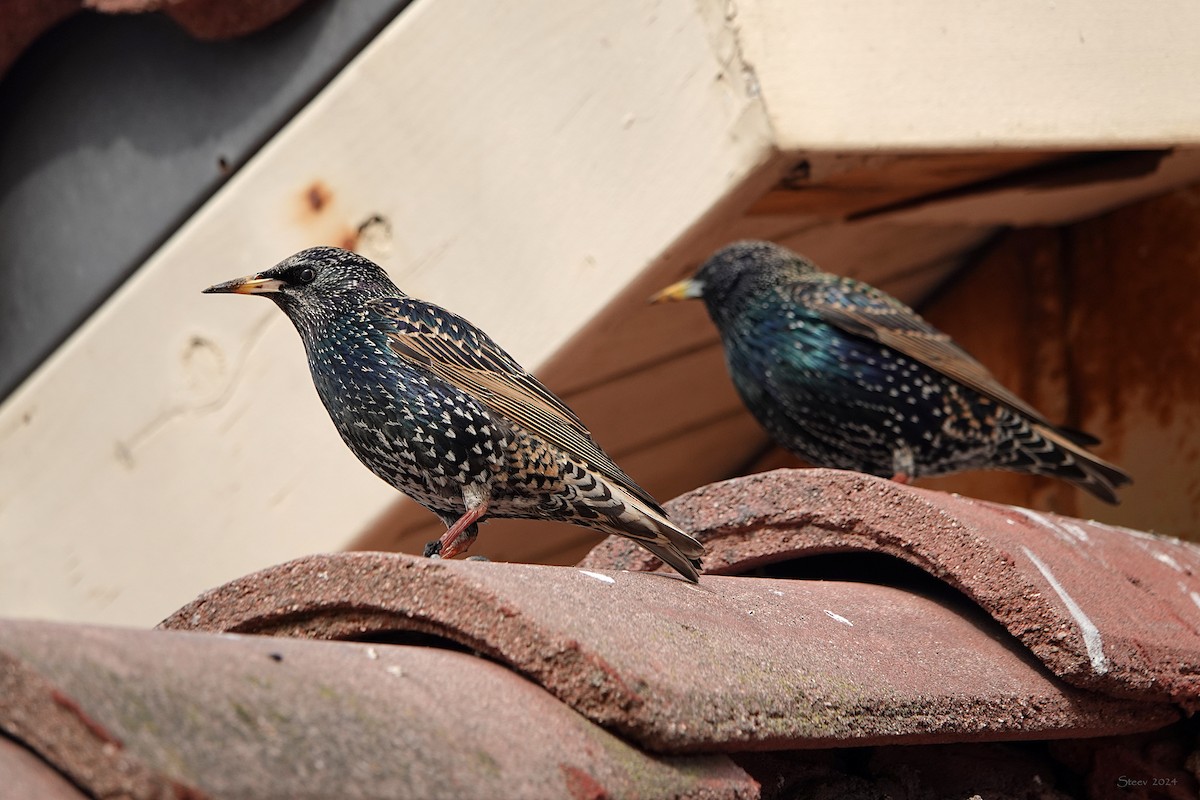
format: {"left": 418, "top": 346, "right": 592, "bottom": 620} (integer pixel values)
{"left": 297, "top": 267, "right": 316, "bottom": 284}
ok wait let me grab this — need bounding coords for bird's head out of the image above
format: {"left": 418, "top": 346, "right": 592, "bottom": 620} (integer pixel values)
{"left": 203, "top": 247, "right": 400, "bottom": 321}
{"left": 650, "top": 241, "right": 816, "bottom": 324}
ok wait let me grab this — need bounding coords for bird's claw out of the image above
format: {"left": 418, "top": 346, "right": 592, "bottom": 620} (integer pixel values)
{"left": 422, "top": 539, "right": 443, "bottom": 558}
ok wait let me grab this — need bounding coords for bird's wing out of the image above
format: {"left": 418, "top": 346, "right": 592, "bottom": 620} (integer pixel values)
{"left": 797, "top": 278, "right": 1053, "bottom": 425}
{"left": 366, "top": 297, "right": 664, "bottom": 510}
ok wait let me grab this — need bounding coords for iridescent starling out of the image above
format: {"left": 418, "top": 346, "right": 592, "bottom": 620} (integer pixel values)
{"left": 652, "top": 240, "right": 1131, "bottom": 503}
{"left": 204, "top": 247, "right": 704, "bottom": 580}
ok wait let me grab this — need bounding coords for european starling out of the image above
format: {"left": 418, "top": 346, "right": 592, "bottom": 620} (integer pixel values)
{"left": 652, "top": 240, "right": 1132, "bottom": 503}
{"left": 204, "top": 247, "right": 704, "bottom": 581}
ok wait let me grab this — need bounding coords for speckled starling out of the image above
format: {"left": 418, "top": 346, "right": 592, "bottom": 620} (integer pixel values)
{"left": 652, "top": 240, "right": 1132, "bottom": 503}
{"left": 204, "top": 247, "right": 704, "bottom": 580}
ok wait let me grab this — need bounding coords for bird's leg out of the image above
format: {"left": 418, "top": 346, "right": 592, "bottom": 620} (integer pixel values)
{"left": 434, "top": 496, "right": 489, "bottom": 560}
{"left": 890, "top": 445, "right": 915, "bottom": 485}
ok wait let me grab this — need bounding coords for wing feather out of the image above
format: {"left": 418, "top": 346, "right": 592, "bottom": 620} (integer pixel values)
{"left": 798, "top": 279, "right": 1053, "bottom": 425}
{"left": 366, "top": 297, "right": 664, "bottom": 511}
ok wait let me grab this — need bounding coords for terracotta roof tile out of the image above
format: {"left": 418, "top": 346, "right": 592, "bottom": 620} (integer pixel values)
{"left": 7, "top": 470, "right": 1190, "bottom": 796}
{"left": 0, "top": 619, "right": 752, "bottom": 800}
{"left": 161, "top": 551, "right": 1177, "bottom": 752}
{"left": 0, "top": 0, "right": 309, "bottom": 82}
{"left": 0, "top": 734, "right": 88, "bottom": 800}
{"left": 7, "top": 470, "right": 1196, "bottom": 795}
{"left": 581, "top": 468, "right": 1200, "bottom": 709}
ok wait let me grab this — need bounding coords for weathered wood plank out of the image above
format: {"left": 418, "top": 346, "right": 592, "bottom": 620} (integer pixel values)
{"left": 919, "top": 188, "right": 1200, "bottom": 538}
{"left": 750, "top": 152, "right": 1061, "bottom": 218}
{"left": 885, "top": 149, "right": 1200, "bottom": 226}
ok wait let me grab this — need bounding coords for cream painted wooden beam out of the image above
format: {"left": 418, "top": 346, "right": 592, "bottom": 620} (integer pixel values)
{"left": 0, "top": 0, "right": 779, "bottom": 625}
{"left": 735, "top": 0, "right": 1200, "bottom": 150}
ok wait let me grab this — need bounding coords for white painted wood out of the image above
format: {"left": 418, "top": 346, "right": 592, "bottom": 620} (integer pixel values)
{"left": 0, "top": 0, "right": 777, "bottom": 625}
{"left": 735, "top": 0, "right": 1200, "bottom": 149}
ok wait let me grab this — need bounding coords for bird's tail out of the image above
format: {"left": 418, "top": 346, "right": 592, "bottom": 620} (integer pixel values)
{"left": 1027, "top": 423, "right": 1133, "bottom": 504}
{"left": 595, "top": 481, "right": 705, "bottom": 582}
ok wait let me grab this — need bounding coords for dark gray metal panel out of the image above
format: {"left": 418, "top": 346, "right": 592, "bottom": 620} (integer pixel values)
{"left": 0, "top": 0, "right": 412, "bottom": 399}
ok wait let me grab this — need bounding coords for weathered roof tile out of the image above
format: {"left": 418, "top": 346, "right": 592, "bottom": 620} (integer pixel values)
{"left": 0, "top": 620, "right": 752, "bottom": 800}
{"left": 0, "top": 0, "right": 310, "bottom": 82}
{"left": 581, "top": 469, "right": 1200, "bottom": 708}
{"left": 0, "top": 734, "right": 88, "bottom": 800}
{"left": 161, "top": 551, "right": 1177, "bottom": 752}
{"left": 7, "top": 470, "right": 1194, "bottom": 795}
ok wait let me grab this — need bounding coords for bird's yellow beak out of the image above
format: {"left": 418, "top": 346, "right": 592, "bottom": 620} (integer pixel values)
{"left": 202, "top": 274, "right": 285, "bottom": 295}
{"left": 649, "top": 278, "right": 704, "bottom": 304}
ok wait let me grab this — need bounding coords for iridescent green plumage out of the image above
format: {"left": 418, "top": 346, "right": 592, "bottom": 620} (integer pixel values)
{"left": 654, "top": 241, "right": 1131, "bottom": 503}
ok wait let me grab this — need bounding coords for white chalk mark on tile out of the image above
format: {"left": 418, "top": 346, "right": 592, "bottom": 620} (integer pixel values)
{"left": 824, "top": 610, "right": 853, "bottom": 627}
{"left": 1022, "top": 546, "right": 1109, "bottom": 675}
{"left": 1011, "top": 507, "right": 1087, "bottom": 544}
{"left": 1152, "top": 551, "right": 1183, "bottom": 572}
{"left": 1059, "top": 521, "right": 1092, "bottom": 543}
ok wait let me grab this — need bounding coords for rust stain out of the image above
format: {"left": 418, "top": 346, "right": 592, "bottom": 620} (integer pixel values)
{"left": 306, "top": 181, "right": 332, "bottom": 213}
{"left": 1066, "top": 185, "right": 1200, "bottom": 432}
{"left": 921, "top": 182, "right": 1200, "bottom": 535}
{"left": 51, "top": 688, "right": 123, "bottom": 749}
{"left": 561, "top": 765, "right": 609, "bottom": 800}
{"left": 171, "top": 782, "right": 213, "bottom": 800}
{"left": 921, "top": 228, "right": 1083, "bottom": 517}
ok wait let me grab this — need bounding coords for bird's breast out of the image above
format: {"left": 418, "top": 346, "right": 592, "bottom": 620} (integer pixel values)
{"left": 303, "top": 328, "right": 505, "bottom": 499}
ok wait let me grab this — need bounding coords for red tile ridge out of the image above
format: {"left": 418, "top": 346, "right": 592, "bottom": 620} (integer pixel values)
{"left": 1, "top": 620, "right": 753, "bottom": 799}
{"left": 0, "top": 649, "right": 209, "bottom": 798}
{"left": 580, "top": 468, "right": 1200, "bottom": 709}
{"left": 161, "top": 552, "right": 1177, "bottom": 752}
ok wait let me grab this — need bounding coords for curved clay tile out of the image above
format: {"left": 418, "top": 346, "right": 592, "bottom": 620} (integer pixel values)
{"left": 160, "top": 550, "right": 1178, "bottom": 752}
{"left": 581, "top": 468, "right": 1200, "bottom": 709}
{"left": 1, "top": 619, "right": 750, "bottom": 799}
{"left": 0, "top": 0, "right": 311, "bottom": 80}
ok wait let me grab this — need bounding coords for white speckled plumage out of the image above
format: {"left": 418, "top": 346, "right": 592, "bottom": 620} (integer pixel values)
{"left": 205, "top": 247, "right": 705, "bottom": 581}
{"left": 654, "top": 240, "right": 1132, "bottom": 503}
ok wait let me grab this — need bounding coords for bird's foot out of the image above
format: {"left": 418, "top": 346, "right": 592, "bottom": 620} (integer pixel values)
{"left": 890, "top": 472, "right": 911, "bottom": 485}
{"left": 433, "top": 498, "right": 489, "bottom": 560}
{"left": 436, "top": 524, "right": 479, "bottom": 560}
{"left": 422, "top": 539, "right": 443, "bottom": 558}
